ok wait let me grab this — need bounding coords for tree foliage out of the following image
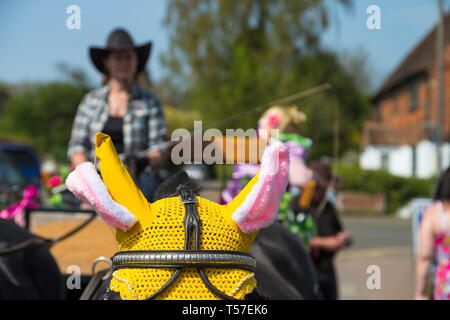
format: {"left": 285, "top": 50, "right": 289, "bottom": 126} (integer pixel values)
{"left": 0, "top": 82, "right": 88, "bottom": 162}
{"left": 337, "top": 164, "right": 433, "bottom": 214}
{"left": 161, "top": 0, "right": 369, "bottom": 159}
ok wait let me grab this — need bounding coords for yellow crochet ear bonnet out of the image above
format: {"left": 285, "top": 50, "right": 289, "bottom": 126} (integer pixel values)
{"left": 66, "top": 132, "right": 289, "bottom": 300}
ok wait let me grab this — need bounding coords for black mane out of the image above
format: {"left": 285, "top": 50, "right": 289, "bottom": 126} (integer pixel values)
{"left": 152, "top": 170, "right": 203, "bottom": 201}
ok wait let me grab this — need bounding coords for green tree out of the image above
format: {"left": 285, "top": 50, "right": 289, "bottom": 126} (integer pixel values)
{"left": 56, "top": 63, "right": 93, "bottom": 91}
{"left": 0, "top": 82, "right": 88, "bottom": 162}
{"left": 161, "top": 0, "right": 369, "bottom": 159}
{"left": 0, "top": 82, "right": 12, "bottom": 117}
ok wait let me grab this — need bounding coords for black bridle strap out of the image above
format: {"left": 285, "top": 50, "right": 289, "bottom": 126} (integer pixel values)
{"left": 198, "top": 268, "right": 236, "bottom": 300}
{"left": 0, "top": 237, "right": 48, "bottom": 255}
{"left": 111, "top": 250, "right": 256, "bottom": 269}
{"left": 178, "top": 186, "right": 201, "bottom": 251}
{"left": 144, "top": 269, "right": 183, "bottom": 300}
{"left": 0, "top": 212, "right": 97, "bottom": 255}
{"left": 49, "top": 212, "right": 97, "bottom": 244}
{"left": 180, "top": 186, "right": 239, "bottom": 300}
{"left": 112, "top": 263, "right": 256, "bottom": 272}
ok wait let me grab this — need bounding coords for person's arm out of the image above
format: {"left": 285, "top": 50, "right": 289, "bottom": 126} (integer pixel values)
{"left": 415, "top": 206, "right": 436, "bottom": 300}
{"left": 310, "top": 204, "right": 352, "bottom": 252}
{"left": 71, "top": 152, "right": 88, "bottom": 167}
{"left": 146, "top": 95, "right": 168, "bottom": 168}
{"left": 309, "top": 235, "right": 343, "bottom": 252}
{"left": 336, "top": 230, "right": 353, "bottom": 248}
{"left": 68, "top": 94, "right": 92, "bottom": 166}
{"left": 309, "top": 231, "right": 351, "bottom": 251}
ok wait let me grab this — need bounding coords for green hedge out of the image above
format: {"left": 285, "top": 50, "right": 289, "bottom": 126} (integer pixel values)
{"left": 335, "top": 165, "right": 435, "bottom": 214}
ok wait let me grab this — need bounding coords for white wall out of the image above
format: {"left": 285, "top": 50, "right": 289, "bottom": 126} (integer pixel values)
{"left": 389, "top": 145, "right": 413, "bottom": 177}
{"left": 359, "top": 146, "right": 382, "bottom": 170}
{"left": 416, "top": 140, "right": 437, "bottom": 179}
{"left": 440, "top": 143, "right": 450, "bottom": 172}
{"left": 360, "top": 140, "right": 450, "bottom": 178}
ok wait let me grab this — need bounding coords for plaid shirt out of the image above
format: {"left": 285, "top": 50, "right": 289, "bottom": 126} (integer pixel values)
{"left": 67, "top": 83, "right": 168, "bottom": 162}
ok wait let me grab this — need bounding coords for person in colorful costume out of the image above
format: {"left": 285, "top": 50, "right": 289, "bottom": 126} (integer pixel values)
{"left": 66, "top": 132, "right": 289, "bottom": 300}
{"left": 219, "top": 105, "right": 315, "bottom": 245}
{"left": 416, "top": 167, "right": 450, "bottom": 300}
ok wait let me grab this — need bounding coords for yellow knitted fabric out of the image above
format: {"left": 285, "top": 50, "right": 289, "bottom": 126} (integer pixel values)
{"left": 109, "top": 196, "right": 258, "bottom": 300}
{"left": 94, "top": 132, "right": 260, "bottom": 300}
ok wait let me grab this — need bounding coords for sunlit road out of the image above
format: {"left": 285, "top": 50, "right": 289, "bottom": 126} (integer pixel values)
{"left": 335, "top": 215, "right": 414, "bottom": 300}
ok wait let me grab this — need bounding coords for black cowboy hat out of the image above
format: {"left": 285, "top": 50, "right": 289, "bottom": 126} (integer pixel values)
{"left": 89, "top": 28, "right": 152, "bottom": 74}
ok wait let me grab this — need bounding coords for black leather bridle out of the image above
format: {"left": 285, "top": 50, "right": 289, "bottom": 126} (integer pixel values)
{"left": 111, "top": 185, "right": 257, "bottom": 300}
{"left": 0, "top": 210, "right": 97, "bottom": 255}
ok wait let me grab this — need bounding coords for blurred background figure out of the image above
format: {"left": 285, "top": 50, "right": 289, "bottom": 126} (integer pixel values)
{"left": 67, "top": 28, "right": 168, "bottom": 202}
{"left": 219, "top": 105, "right": 313, "bottom": 205}
{"left": 218, "top": 104, "right": 317, "bottom": 244}
{"left": 258, "top": 105, "right": 313, "bottom": 187}
{"left": 307, "top": 161, "right": 352, "bottom": 300}
{"left": 415, "top": 167, "right": 450, "bottom": 300}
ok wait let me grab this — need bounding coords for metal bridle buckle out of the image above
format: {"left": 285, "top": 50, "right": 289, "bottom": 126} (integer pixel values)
{"left": 92, "top": 256, "right": 113, "bottom": 280}
{"left": 178, "top": 188, "right": 197, "bottom": 204}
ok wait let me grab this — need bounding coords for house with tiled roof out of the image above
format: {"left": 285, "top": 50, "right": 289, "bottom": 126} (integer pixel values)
{"left": 360, "top": 15, "right": 450, "bottom": 178}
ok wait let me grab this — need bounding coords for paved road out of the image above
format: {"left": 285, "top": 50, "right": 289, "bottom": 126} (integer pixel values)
{"left": 335, "top": 215, "right": 415, "bottom": 300}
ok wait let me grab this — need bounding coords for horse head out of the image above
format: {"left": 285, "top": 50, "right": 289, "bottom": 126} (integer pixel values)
{"left": 66, "top": 132, "right": 289, "bottom": 300}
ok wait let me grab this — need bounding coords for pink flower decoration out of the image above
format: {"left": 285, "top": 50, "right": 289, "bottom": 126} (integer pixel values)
{"left": 267, "top": 113, "right": 281, "bottom": 127}
{"left": 47, "top": 176, "right": 62, "bottom": 188}
{"left": 23, "top": 185, "right": 38, "bottom": 199}
{"left": 0, "top": 184, "right": 40, "bottom": 227}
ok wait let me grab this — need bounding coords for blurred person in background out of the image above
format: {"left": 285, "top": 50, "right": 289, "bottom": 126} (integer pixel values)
{"left": 415, "top": 167, "right": 450, "bottom": 300}
{"left": 307, "top": 161, "right": 352, "bottom": 300}
{"left": 68, "top": 28, "right": 168, "bottom": 202}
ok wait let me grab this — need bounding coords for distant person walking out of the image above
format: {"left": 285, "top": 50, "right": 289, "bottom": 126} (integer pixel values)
{"left": 416, "top": 168, "right": 450, "bottom": 300}
{"left": 307, "top": 161, "right": 352, "bottom": 300}
{"left": 68, "top": 28, "right": 168, "bottom": 201}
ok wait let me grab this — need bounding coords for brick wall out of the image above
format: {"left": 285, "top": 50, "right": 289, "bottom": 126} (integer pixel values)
{"left": 363, "top": 45, "right": 450, "bottom": 146}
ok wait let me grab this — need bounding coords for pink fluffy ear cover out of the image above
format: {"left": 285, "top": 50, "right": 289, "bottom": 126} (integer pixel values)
{"left": 66, "top": 162, "right": 137, "bottom": 231}
{"left": 232, "top": 140, "right": 290, "bottom": 233}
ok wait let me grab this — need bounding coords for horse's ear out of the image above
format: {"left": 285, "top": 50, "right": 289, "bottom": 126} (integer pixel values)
{"left": 95, "top": 132, "right": 154, "bottom": 226}
{"left": 224, "top": 140, "right": 289, "bottom": 233}
{"left": 66, "top": 162, "right": 138, "bottom": 231}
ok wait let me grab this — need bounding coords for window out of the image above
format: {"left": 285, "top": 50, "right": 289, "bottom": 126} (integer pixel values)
{"left": 412, "top": 145, "right": 417, "bottom": 177}
{"left": 381, "top": 152, "right": 389, "bottom": 171}
{"left": 410, "top": 79, "right": 419, "bottom": 111}
{"left": 392, "top": 93, "right": 399, "bottom": 115}
{"left": 375, "top": 101, "right": 382, "bottom": 122}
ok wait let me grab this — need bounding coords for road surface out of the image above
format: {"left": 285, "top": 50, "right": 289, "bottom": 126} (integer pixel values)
{"left": 335, "top": 215, "right": 415, "bottom": 300}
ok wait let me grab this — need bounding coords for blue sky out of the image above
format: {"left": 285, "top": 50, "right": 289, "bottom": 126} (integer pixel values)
{"left": 0, "top": 0, "right": 446, "bottom": 93}
{"left": 322, "top": 0, "right": 445, "bottom": 91}
{"left": 0, "top": 0, "right": 169, "bottom": 85}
